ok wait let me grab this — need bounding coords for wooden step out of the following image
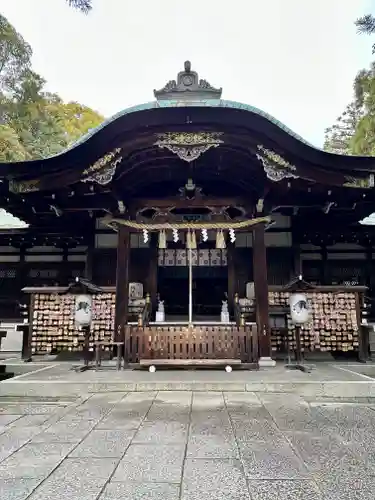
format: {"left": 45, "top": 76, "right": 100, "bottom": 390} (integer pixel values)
{"left": 140, "top": 358, "right": 241, "bottom": 367}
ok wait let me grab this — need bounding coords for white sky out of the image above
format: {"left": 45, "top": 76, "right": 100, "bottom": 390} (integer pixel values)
{"left": 1, "top": 0, "right": 374, "bottom": 147}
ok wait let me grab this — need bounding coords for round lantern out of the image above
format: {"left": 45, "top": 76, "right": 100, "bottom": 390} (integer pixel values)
{"left": 75, "top": 294, "right": 92, "bottom": 327}
{"left": 289, "top": 293, "right": 309, "bottom": 325}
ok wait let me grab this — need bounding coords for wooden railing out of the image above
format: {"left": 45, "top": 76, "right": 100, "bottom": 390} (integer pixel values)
{"left": 125, "top": 324, "right": 258, "bottom": 364}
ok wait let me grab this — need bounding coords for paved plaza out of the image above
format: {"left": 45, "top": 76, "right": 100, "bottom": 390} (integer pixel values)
{"left": 1, "top": 388, "right": 375, "bottom": 499}
{"left": 2, "top": 359, "right": 375, "bottom": 398}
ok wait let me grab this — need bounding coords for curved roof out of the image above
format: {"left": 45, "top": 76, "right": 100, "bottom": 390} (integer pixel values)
{"left": 1, "top": 61, "right": 375, "bottom": 193}
{"left": 65, "top": 98, "right": 317, "bottom": 155}
{"left": 2, "top": 62, "right": 375, "bottom": 231}
{"left": 2, "top": 96, "right": 375, "bottom": 178}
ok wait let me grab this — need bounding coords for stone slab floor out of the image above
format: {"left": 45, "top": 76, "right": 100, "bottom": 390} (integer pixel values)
{"left": 1, "top": 391, "right": 375, "bottom": 499}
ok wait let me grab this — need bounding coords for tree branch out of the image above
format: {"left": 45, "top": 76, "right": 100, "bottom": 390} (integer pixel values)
{"left": 66, "top": 0, "right": 92, "bottom": 14}
{"left": 355, "top": 14, "right": 375, "bottom": 35}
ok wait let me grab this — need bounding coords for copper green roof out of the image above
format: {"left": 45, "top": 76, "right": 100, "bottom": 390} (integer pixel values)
{"left": 66, "top": 98, "right": 316, "bottom": 155}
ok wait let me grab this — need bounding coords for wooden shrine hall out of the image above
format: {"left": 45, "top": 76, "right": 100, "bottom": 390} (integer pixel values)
{"left": 1, "top": 61, "right": 375, "bottom": 367}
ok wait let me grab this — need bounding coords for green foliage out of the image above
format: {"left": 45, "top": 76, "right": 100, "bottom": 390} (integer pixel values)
{"left": 0, "top": 125, "right": 29, "bottom": 162}
{"left": 57, "top": 102, "right": 104, "bottom": 144}
{"left": 324, "top": 103, "right": 362, "bottom": 155}
{"left": 66, "top": 0, "right": 92, "bottom": 13}
{"left": 0, "top": 14, "right": 32, "bottom": 94}
{"left": 324, "top": 61, "right": 375, "bottom": 156}
{"left": 356, "top": 14, "right": 375, "bottom": 53}
{"left": 325, "top": 15, "right": 375, "bottom": 155}
{"left": 350, "top": 63, "right": 375, "bottom": 155}
{"left": 0, "top": 14, "right": 103, "bottom": 162}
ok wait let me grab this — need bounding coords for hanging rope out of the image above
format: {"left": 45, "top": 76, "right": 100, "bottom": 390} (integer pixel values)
{"left": 103, "top": 216, "right": 270, "bottom": 231}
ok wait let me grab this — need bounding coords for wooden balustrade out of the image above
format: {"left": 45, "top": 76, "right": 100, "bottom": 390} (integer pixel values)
{"left": 125, "top": 324, "right": 258, "bottom": 364}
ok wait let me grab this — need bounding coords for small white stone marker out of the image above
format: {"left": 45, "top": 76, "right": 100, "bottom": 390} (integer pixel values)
{"left": 225, "top": 365, "right": 232, "bottom": 373}
{"left": 149, "top": 365, "right": 156, "bottom": 373}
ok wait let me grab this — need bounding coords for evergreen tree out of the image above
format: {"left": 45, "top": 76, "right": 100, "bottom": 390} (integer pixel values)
{"left": 324, "top": 103, "right": 362, "bottom": 155}
{"left": 66, "top": 0, "right": 92, "bottom": 13}
{"left": 356, "top": 14, "right": 375, "bottom": 53}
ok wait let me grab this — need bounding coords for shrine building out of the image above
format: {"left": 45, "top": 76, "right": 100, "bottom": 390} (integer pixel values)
{"left": 0, "top": 62, "right": 374, "bottom": 367}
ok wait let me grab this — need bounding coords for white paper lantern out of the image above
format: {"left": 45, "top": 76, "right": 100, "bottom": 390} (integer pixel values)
{"left": 289, "top": 293, "right": 309, "bottom": 324}
{"left": 75, "top": 294, "right": 92, "bottom": 327}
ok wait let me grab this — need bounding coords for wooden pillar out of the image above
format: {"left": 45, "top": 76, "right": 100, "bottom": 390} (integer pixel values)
{"left": 148, "top": 233, "right": 158, "bottom": 310}
{"left": 227, "top": 244, "right": 236, "bottom": 316}
{"left": 365, "top": 244, "right": 372, "bottom": 289}
{"left": 114, "top": 226, "right": 131, "bottom": 343}
{"left": 253, "top": 223, "right": 273, "bottom": 364}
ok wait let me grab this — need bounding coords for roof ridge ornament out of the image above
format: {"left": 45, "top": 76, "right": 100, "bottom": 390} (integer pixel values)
{"left": 154, "top": 61, "right": 222, "bottom": 101}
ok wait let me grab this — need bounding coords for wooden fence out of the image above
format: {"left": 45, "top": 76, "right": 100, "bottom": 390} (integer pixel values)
{"left": 125, "top": 324, "right": 258, "bottom": 363}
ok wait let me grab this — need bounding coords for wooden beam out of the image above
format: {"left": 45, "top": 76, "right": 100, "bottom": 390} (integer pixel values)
{"left": 227, "top": 243, "right": 236, "bottom": 315}
{"left": 253, "top": 223, "right": 271, "bottom": 360}
{"left": 114, "top": 226, "right": 130, "bottom": 345}
{"left": 133, "top": 196, "right": 248, "bottom": 210}
{"left": 147, "top": 233, "right": 158, "bottom": 309}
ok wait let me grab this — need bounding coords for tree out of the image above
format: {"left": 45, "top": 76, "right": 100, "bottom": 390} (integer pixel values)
{"left": 0, "top": 14, "right": 104, "bottom": 161}
{"left": 325, "top": 15, "right": 375, "bottom": 154}
{"left": 324, "top": 61, "right": 375, "bottom": 156}
{"left": 57, "top": 102, "right": 104, "bottom": 144}
{"left": 66, "top": 0, "right": 92, "bottom": 13}
{"left": 5, "top": 70, "right": 103, "bottom": 159}
{"left": 9, "top": 74, "right": 69, "bottom": 158}
{"left": 356, "top": 14, "right": 375, "bottom": 53}
{"left": 350, "top": 62, "right": 375, "bottom": 155}
{"left": 0, "top": 14, "right": 31, "bottom": 96}
{"left": 0, "top": 124, "right": 29, "bottom": 162}
{"left": 324, "top": 103, "right": 362, "bottom": 155}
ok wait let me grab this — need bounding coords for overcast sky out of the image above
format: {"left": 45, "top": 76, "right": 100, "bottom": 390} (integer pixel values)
{"left": 1, "top": 0, "right": 374, "bottom": 147}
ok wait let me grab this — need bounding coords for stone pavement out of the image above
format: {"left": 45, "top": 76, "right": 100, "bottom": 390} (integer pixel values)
{"left": 1, "top": 360, "right": 375, "bottom": 397}
{"left": 1, "top": 390, "right": 375, "bottom": 499}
